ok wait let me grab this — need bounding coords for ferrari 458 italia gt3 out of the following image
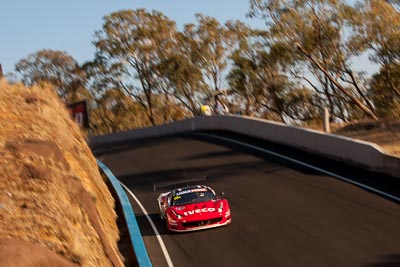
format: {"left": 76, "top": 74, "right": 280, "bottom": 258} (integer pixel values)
{"left": 157, "top": 185, "right": 231, "bottom": 232}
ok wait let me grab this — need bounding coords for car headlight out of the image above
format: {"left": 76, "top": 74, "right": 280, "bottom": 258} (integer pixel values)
{"left": 218, "top": 202, "right": 224, "bottom": 213}
{"left": 171, "top": 210, "right": 182, "bottom": 219}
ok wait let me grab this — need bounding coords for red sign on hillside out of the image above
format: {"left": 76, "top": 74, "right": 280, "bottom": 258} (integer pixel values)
{"left": 68, "top": 101, "right": 89, "bottom": 129}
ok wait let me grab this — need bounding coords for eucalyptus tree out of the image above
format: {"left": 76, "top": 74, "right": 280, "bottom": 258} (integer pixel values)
{"left": 368, "top": 63, "right": 400, "bottom": 117}
{"left": 249, "top": 0, "right": 378, "bottom": 121}
{"left": 94, "top": 9, "right": 178, "bottom": 125}
{"left": 226, "top": 21, "right": 261, "bottom": 116}
{"left": 229, "top": 39, "right": 292, "bottom": 121}
{"left": 191, "top": 14, "right": 238, "bottom": 93}
{"left": 81, "top": 57, "right": 147, "bottom": 132}
{"left": 227, "top": 53, "right": 260, "bottom": 116}
{"left": 15, "top": 49, "right": 88, "bottom": 102}
{"left": 347, "top": 0, "right": 400, "bottom": 116}
{"left": 228, "top": 21, "right": 310, "bottom": 122}
{"left": 283, "top": 87, "right": 321, "bottom": 123}
{"left": 155, "top": 24, "right": 207, "bottom": 117}
{"left": 81, "top": 54, "right": 125, "bottom": 98}
{"left": 235, "top": 54, "right": 293, "bottom": 121}
{"left": 90, "top": 88, "right": 148, "bottom": 135}
{"left": 348, "top": 0, "right": 400, "bottom": 67}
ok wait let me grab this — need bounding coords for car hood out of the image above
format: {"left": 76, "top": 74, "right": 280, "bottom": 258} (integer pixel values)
{"left": 171, "top": 200, "right": 223, "bottom": 218}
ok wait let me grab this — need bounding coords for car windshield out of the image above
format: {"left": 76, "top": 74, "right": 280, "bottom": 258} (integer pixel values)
{"left": 171, "top": 188, "right": 216, "bottom": 206}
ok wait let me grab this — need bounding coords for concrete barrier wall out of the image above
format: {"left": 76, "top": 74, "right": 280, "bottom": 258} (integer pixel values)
{"left": 90, "top": 115, "right": 400, "bottom": 177}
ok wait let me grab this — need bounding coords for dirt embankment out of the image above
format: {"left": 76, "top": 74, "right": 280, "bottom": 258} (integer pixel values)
{"left": 0, "top": 79, "right": 124, "bottom": 267}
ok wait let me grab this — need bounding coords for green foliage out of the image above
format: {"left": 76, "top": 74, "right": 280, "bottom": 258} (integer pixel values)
{"left": 227, "top": 26, "right": 299, "bottom": 122}
{"left": 15, "top": 49, "right": 88, "bottom": 102}
{"left": 154, "top": 28, "right": 207, "bottom": 116}
{"left": 191, "top": 14, "right": 238, "bottom": 91}
{"left": 347, "top": 0, "right": 400, "bottom": 65}
{"left": 227, "top": 25, "right": 262, "bottom": 116}
{"left": 90, "top": 89, "right": 149, "bottom": 134}
{"left": 368, "top": 63, "right": 400, "bottom": 117}
{"left": 284, "top": 87, "right": 320, "bottom": 122}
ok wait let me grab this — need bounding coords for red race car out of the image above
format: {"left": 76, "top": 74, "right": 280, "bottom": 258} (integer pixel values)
{"left": 157, "top": 185, "right": 232, "bottom": 232}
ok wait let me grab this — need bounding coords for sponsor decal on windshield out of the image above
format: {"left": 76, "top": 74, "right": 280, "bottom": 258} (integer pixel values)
{"left": 175, "top": 188, "right": 207, "bottom": 196}
{"left": 183, "top": 208, "right": 216, "bottom": 216}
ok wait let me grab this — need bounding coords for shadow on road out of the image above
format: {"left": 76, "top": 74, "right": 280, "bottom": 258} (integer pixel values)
{"left": 364, "top": 255, "right": 400, "bottom": 267}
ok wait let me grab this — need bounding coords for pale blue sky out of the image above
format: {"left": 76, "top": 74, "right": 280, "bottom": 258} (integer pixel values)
{"left": 0, "top": 0, "right": 263, "bottom": 74}
{"left": 0, "top": 0, "right": 376, "bottom": 77}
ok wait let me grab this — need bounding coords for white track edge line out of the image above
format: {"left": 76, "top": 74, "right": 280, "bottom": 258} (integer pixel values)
{"left": 198, "top": 133, "right": 400, "bottom": 203}
{"left": 120, "top": 182, "right": 174, "bottom": 267}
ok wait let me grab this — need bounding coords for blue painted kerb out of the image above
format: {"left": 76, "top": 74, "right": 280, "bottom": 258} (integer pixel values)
{"left": 97, "top": 160, "right": 152, "bottom": 267}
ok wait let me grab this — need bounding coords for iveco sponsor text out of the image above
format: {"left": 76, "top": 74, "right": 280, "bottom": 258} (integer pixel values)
{"left": 183, "top": 208, "right": 216, "bottom": 216}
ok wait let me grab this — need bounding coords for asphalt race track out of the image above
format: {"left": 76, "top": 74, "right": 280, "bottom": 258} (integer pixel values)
{"left": 93, "top": 132, "right": 400, "bottom": 267}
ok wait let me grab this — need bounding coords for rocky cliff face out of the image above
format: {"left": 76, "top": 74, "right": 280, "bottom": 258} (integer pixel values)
{"left": 0, "top": 80, "right": 124, "bottom": 267}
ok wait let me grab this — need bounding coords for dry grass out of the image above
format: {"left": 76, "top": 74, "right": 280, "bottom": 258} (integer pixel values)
{"left": 308, "top": 118, "right": 400, "bottom": 158}
{"left": 0, "top": 79, "right": 124, "bottom": 266}
{"left": 332, "top": 119, "right": 400, "bottom": 157}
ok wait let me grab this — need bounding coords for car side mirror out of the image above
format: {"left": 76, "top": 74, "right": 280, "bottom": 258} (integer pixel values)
{"left": 220, "top": 192, "right": 225, "bottom": 198}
